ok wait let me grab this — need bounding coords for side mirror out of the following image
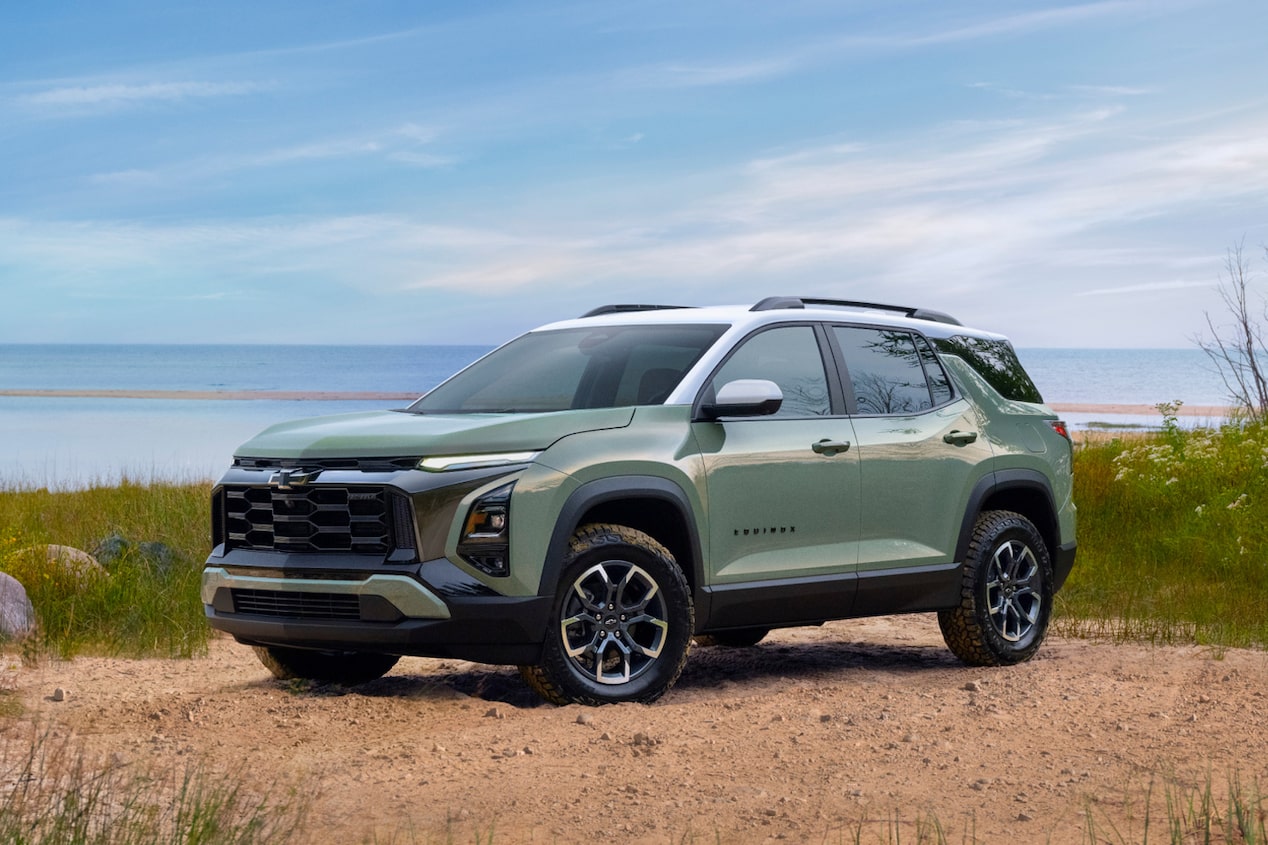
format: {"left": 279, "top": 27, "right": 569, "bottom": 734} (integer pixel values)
{"left": 700, "top": 379, "right": 783, "bottom": 420}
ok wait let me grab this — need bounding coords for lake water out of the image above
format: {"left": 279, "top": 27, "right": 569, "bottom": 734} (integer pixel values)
{"left": 0, "top": 344, "right": 1230, "bottom": 487}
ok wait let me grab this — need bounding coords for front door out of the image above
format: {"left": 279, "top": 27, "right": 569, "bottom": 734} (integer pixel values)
{"left": 691, "top": 325, "right": 861, "bottom": 625}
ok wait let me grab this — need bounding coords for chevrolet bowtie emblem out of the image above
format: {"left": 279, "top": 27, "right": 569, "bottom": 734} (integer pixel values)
{"left": 269, "top": 469, "right": 320, "bottom": 489}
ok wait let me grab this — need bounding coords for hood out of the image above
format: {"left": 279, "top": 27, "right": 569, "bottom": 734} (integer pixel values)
{"left": 234, "top": 407, "right": 635, "bottom": 460}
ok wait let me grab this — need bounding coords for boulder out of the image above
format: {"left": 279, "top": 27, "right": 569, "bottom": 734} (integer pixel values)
{"left": 9, "top": 545, "right": 108, "bottom": 587}
{"left": 42, "top": 545, "right": 108, "bottom": 582}
{"left": 94, "top": 534, "right": 176, "bottom": 574}
{"left": 0, "top": 572, "right": 36, "bottom": 639}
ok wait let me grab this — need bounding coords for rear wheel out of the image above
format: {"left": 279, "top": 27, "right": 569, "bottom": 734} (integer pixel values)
{"left": 520, "top": 523, "right": 693, "bottom": 705}
{"left": 938, "top": 511, "right": 1053, "bottom": 666}
{"left": 252, "top": 645, "right": 399, "bottom": 685}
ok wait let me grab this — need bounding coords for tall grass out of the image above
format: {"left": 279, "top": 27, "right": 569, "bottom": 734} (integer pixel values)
{"left": 0, "top": 728, "right": 309, "bottom": 844}
{"left": 1081, "top": 775, "right": 1267, "bottom": 845}
{"left": 0, "top": 480, "right": 211, "bottom": 658}
{"left": 1056, "top": 405, "right": 1268, "bottom": 648}
{"left": 2, "top": 413, "right": 1267, "bottom": 659}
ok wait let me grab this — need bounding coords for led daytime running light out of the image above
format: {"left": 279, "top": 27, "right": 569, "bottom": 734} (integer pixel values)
{"left": 418, "top": 451, "right": 540, "bottom": 472}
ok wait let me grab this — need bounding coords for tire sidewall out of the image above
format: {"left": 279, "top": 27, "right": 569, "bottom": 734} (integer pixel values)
{"left": 542, "top": 527, "right": 693, "bottom": 704}
{"left": 972, "top": 517, "right": 1054, "bottom": 663}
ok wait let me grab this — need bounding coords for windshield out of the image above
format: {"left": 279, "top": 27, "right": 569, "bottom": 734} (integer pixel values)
{"left": 408, "top": 324, "right": 729, "bottom": 414}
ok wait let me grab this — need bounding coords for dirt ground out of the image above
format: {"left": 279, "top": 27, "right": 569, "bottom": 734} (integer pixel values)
{"left": 5, "top": 616, "right": 1267, "bottom": 844}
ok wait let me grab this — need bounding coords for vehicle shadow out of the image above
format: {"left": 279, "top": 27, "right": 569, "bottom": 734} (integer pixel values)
{"left": 308, "top": 634, "right": 968, "bottom": 707}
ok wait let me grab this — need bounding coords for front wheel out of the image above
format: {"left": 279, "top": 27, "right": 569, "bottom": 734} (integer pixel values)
{"left": 520, "top": 524, "right": 694, "bottom": 705}
{"left": 938, "top": 511, "right": 1053, "bottom": 666}
{"left": 252, "top": 645, "right": 400, "bottom": 685}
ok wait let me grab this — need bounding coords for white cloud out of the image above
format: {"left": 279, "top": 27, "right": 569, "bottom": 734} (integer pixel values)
{"left": 88, "top": 124, "right": 451, "bottom": 184}
{"left": 1079, "top": 280, "right": 1213, "bottom": 296}
{"left": 622, "top": 58, "right": 796, "bottom": 88}
{"left": 858, "top": 1, "right": 1148, "bottom": 49}
{"left": 7, "top": 97, "right": 1268, "bottom": 345}
{"left": 20, "top": 80, "right": 265, "bottom": 108}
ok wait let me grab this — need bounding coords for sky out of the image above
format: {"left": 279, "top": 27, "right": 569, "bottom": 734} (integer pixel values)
{"left": 2, "top": 1, "right": 1267, "bottom": 348}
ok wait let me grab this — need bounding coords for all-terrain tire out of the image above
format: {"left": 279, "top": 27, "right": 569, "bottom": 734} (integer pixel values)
{"left": 252, "top": 645, "right": 400, "bottom": 685}
{"left": 519, "top": 523, "right": 694, "bottom": 706}
{"left": 694, "top": 627, "right": 770, "bottom": 648}
{"left": 938, "top": 510, "right": 1053, "bottom": 667}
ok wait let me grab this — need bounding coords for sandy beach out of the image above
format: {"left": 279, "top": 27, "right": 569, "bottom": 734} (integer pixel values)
{"left": 1049, "top": 401, "right": 1230, "bottom": 417}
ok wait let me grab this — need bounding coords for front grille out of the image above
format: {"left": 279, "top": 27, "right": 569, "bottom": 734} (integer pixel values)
{"left": 231, "top": 589, "right": 361, "bottom": 619}
{"left": 222, "top": 485, "right": 400, "bottom": 554}
{"left": 233, "top": 457, "right": 420, "bottom": 472}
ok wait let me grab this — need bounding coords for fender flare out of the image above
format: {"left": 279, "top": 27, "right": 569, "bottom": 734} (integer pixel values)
{"left": 955, "top": 469, "right": 1058, "bottom": 563}
{"left": 537, "top": 476, "right": 706, "bottom": 615}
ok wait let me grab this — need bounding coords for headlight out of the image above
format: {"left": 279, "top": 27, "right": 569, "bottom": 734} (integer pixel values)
{"left": 457, "top": 482, "right": 514, "bottom": 577}
{"left": 418, "top": 452, "right": 539, "bottom": 472}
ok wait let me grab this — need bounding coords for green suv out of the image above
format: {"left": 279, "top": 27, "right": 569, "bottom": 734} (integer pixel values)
{"left": 203, "top": 297, "right": 1076, "bottom": 705}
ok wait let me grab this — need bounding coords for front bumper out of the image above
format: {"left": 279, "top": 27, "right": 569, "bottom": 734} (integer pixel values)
{"left": 202, "top": 556, "right": 552, "bottom": 665}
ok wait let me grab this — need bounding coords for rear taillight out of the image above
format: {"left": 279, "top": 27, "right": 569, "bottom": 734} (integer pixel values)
{"left": 1048, "top": 420, "right": 1071, "bottom": 441}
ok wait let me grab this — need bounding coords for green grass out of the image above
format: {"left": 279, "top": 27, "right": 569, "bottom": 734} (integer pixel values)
{"left": 0, "top": 728, "right": 309, "bottom": 845}
{"left": 1055, "top": 410, "right": 1268, "bottom": 649}
{"left": 1081, "top": 775, "right": 1268, "bottom": 845}
{"left": 4, "top": 412, "right": 1268, "bottom": 658}
{"left": 0, "top": 479, "right": 211, "bottom": 658}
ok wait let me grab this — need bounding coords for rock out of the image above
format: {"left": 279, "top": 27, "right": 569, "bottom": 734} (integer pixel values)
{"left": 576, "top": 712, "right": 594, "bottom": 726}
{"left": 48, "top": 545, "right": 107, "bottom": 581}
{"left": 94, "top": 535, "right": 176, "bottom": 575}
{"left": 963, "top": 680, "right": 982, "bottom": 692}
{"left": 93, "top": 533, "right": 131, "bottom": 565}
{"left": 484, "top": 706, "right": 504, "bottom": 719}
{"left": 0, "top": 572, "right": 37, "bottom": 639}
{"left": 13, "top": 545, "right": 106, "bottom": 586}
{"left": 52, "top": 688, "right": 66, "bottom": 702}
{"left": 137, "top": 542, "right": 176, "bottom": 574}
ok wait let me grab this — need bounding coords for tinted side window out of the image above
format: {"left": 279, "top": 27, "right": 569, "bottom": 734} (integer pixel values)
{"left": 933, "top": 335, "right": 1043, "bottom": 403}
{"left": 834, "top": 327, "right": 935, "bottom": 415}
{"left": 915, "top": 334, "right": 954, "bottom": 405}
{"left": 709, "top": 326, "right": 830, "bottom": 417}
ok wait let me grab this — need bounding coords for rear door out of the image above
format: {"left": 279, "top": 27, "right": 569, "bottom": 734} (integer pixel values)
{"left": 829, "top": 325, "right": 994, "bottom": 612}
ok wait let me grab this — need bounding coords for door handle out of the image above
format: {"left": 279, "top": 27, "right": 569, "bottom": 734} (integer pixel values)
{"left": 811, "top": 438, "right": 851, "bottom": 456}
{"left": 943, "top": 430, "right": 978, "bottom": 446}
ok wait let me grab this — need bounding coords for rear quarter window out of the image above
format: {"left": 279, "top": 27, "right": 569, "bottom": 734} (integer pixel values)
{"left": 933, "top": 336, "right": 1043, "bottom": 404}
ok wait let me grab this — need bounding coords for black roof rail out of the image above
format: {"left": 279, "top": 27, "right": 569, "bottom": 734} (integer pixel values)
{"left": 579, "top": 304, "right": 694, "bottom": 318}
{"left": 750, "top": 297, "right": 961, "bottom": 326}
